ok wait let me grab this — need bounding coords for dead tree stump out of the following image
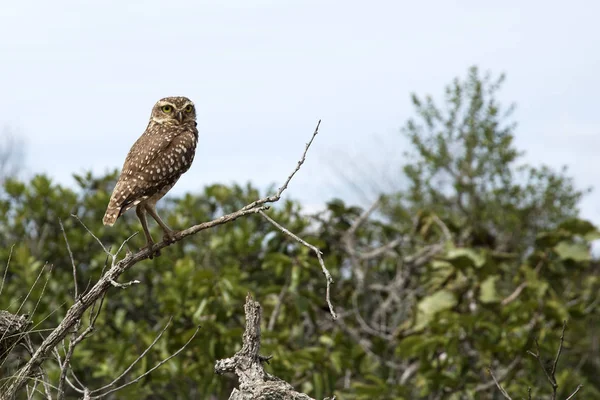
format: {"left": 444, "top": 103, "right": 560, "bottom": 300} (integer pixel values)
{"left": 215, "top": 294, "right": 333, "bottom": 400}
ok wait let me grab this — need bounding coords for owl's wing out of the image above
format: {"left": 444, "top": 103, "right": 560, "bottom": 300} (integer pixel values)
{"left": 104, "top": 128, "right": 196, "bottom": 224}
{"left": 104, "top": 132, "right": 175, "bottom": 222}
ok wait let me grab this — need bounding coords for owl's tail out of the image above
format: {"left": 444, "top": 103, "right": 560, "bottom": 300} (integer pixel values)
{"left": 103, "top": 205, "right": 120, "bottom": 226}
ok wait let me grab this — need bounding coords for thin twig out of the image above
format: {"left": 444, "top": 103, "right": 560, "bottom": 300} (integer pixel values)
{"left": 347, "top": 197, "right": 381, "bottom": 236}
{"left": 71, "top": 215, "right": 111, "bottom": 257}
{"left": 115, "top": 232, "right": 139, "bottom": 258}
{"left": 109, "top": 278, "right": 140, "bottom": 288}
{"left": 501, "top": 282, "right": 527, "bottom": 306}
{"left": 91, "top": 318, "right": 174, "bottom": 394}
{"left": 259, "top": 210, "right": 337, "bottom": 319}
{"left": 267, "top": 279, "right": 288, "bottom": 331}
{"left": 526, "top": 321, "right": 577, "bottom": 400}
{"left": 358, "top": 238, "right": 403, "bottom": 260}
{"left": 88, "top": 291, "right": 106, "bottom": 329}
{"left": 487, "top": 368, "right": 512, "bottom": 400}
{"left": 551, "top": 321, "right": 567, "bottom": 378}
{"left": 241, "top": 121, "right": 321, "bottom": 212}
{"left": 27, "top": 265, "right": 52, "bottom": 330}
{"left": 65, "top": 376, "right": 85, "bottom": 394}
{"left": 91, "top": 324, "right": 200, "bottom": 399}
{"left": 527, "top": 339, "right": 556, "bottom": 393}
{"left": 566, "top": 385, "right": 583, "bottom": 400}
{"left": 0, "top": 244, "right": 14, "bottom": 297}
{"left": 60, "top": 218, "right": 79, "bottom": 300}
{"left": 473, "top": 356, "right": 521, "bottom": 393}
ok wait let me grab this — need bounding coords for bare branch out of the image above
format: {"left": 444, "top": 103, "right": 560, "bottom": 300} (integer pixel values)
{"left": 0, "top": 244, "right": 13, "bottom": 297}
{"left": 487, "top": 368, "right": 512, "bottom": 400}
{"left": 92, "top": 318, "right": 173, "bottom": 394}
{"left": 91, "top": 324, "right": 200, "bottom": 399}
{"left": 474, "top": 356, "right": 521, "bottom": 393}
{"left": 60, "top": 219, "right": 79, "bottom": 300}
{"left": 358, "top": 238, "right": 402, "bottom": 260}
{"left": 71, "top": 215, "right": 111, "bottom": 257}
{"left": 267, "top": 280, "right": 288, "bottom": 331}
{"left": 525, "top": 321, "right": 582, "bottom": 400}
{"left": 566, "top": 385, "right": 584, "bottom": 400}
{"left": 550, "top": 320, "right": 566, "bottom": 378}
{"left": 347, "top": 197, "right": 381, "bottom": 237}
{"left": 501, "top": 282, "right": 527, "bottom": 306}
{"left": 109, "top": 277, "right": 140, "bottom": 289}
{"left": 241, "top": 120, "right": 321, "bottom": 212}
{"left": 259, "top": 210, "right": 336, "bottom": 319}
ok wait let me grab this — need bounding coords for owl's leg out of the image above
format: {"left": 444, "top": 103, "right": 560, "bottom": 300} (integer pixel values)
{"left": 145, "top": 203, "right": 177, "bottom": 243}
{"left": 136, "top": 204, "right": 159, "bottom": 258}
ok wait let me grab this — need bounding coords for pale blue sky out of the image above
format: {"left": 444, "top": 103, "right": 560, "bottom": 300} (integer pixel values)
{"left": 1, "top": 1, "right": 599, "bottom": 223}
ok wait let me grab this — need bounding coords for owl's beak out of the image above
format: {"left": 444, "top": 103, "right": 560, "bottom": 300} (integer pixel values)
{"left": 176, "top": 111, "right": 183, "bottom": 123}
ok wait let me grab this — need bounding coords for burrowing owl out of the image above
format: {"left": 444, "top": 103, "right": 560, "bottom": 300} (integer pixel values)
{"left": 103, "top": 96, "right": 199, "bottom": 255}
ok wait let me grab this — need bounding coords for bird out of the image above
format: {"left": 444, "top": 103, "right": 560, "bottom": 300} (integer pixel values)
{"left": 103, "top": 96, "right": 199, "bottom": 256}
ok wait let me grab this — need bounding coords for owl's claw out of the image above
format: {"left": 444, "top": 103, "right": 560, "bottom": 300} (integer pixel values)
{"left": 142, "top": 242, "right": 160, "bottom": 259}
{"left": 162, "top": 230, "right": 177, "bottom": 244}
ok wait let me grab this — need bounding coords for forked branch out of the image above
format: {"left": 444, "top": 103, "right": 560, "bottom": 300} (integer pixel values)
{"left": 490, "top": 321, "right": 582, "bottom": 400}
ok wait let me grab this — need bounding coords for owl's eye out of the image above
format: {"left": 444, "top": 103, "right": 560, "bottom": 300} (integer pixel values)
{"left": 161, "top": 105, "right": 173, "bottom": 113}
{"left": 184, "top": 105, "right": 194, "bottom": 113}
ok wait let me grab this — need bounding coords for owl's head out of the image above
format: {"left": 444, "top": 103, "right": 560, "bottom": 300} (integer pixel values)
{"left": 150, "top": 96, "right": 197, "bottom": 125}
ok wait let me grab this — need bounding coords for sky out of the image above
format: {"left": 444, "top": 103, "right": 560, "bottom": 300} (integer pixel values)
{"left": 1, "top": 1, "right": 599, "bottom": 223}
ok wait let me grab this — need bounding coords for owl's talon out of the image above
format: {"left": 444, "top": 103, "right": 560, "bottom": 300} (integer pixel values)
{"left": 163, "top": 230, "right": 177, "bottom": 243}
{"left": 141, "top": 243, "right": 160, "bottom": 259}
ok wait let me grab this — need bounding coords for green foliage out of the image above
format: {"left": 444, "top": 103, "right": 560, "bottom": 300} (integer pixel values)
{"left": 394, "top": 66, "right": 589, "bottom": 253}
{"left": 1, "top": 67, "right": 599, "bottom": 400}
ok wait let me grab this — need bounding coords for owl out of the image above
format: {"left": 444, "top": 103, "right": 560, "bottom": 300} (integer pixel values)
{"left": 103, "top": 96, "right": 199, "bottom": 255}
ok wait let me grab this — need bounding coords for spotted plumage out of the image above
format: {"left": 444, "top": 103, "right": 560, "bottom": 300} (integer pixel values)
{"left": 103, "top": 96, "right": 199, "bottom": 254}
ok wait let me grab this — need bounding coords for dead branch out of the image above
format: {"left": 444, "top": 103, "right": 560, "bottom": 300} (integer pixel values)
{"left": 88, "top": 322, "right": 201, "bottom": 399}
{"left": 526, "top": 321, "right": 578, "bottom": 400}
{"left": 474, "top": 356, "right": 521, "bottom": 394}
{"left": 489, "top": 321, "right": 583, "bottom": 400}
{"left": 215, "top": 294, "right": 332, "bottom": 400}
{"left": 487, "top": 368, "right": 513, "bottom": 400}
{"left": 566, "top": 385, "right": 584, "bottom": 400}
{"left": 259, "top": 210, "right": 336, "bottom": 319}
{"left": 2, "top": 120, "right": 332, "bottom": 399}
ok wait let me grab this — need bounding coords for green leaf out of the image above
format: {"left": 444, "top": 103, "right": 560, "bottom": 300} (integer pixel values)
{"left": 444, "top": 248, "right": 485, "bottom": 269}
{"left": 584, "top": 230, "right": 600, "bottom": 242}
{"left": 192, "top": 298, "right": 208, "bottom": 323}
{"left": 554, "top": 241, "right": 591, "bottom": 262}
{"left": 536, "top": 230, "right": 571, "bottom": 248}
{"left": 558, "top": 218, "right": 597, "bottom": 236}
{"left": 479, "top": 275, "right": 500, "bottom": 304}
{"left": 414, "top": 290, "right": 457, "bottom": 330}
{"left": 319, "top": 335, "right": 334, "bottom": 347}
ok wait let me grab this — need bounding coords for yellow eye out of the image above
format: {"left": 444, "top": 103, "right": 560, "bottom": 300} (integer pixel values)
{"left": 161, "top": 105, "right": 173, "bottom": 113}
{"left": 184, "top": 105, "right": 194, "bottom": 113}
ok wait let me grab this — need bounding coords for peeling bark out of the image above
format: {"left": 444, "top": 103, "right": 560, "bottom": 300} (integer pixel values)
{"left": 215, "top": 295, "right": 334, "bottom": 400}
